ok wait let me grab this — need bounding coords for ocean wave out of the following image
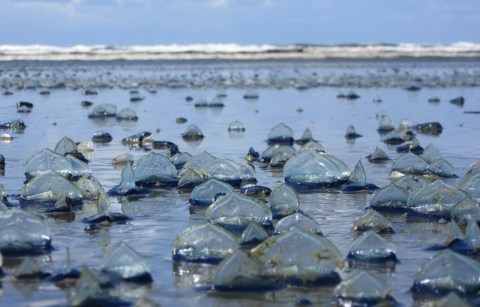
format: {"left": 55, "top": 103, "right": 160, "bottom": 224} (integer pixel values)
{"left": 0, "top": 42, "right": 479, "bottom": 60}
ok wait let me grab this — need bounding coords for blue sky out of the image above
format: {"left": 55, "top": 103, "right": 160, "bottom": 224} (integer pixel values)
{"left": 0, "top": 0, "right": 478, "bottom": 46}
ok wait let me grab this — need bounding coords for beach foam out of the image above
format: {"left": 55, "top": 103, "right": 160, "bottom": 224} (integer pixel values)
{"left": 1, "top": 42, "right": 479, "bottom": 60}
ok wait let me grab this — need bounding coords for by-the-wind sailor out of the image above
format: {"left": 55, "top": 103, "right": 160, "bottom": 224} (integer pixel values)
{"left": 427, "top": 158, "right": 456, "bottom": 178}
{"left": 112, "top": 153, "right": 134, "bottom": 166}
{"left": 181, "top": 151, "right": 217, "bottom": 174}
{"left": 464, "top": 219, "right": 480, "bottom": 254}
{"left": 260, "top": 144, "right": 297, "bottom": 166}
{"left": 274, "top": 212, "right": 323, "bottom": 236}
{"left": 377, "top": 112, "right": 394, "bottom": 132}
{"left": 458, "top": 167, "right": 480, "bottom": 187}
{"left": 407, "top": 180, "right": 469, "bottom": 219}
{"left": 438, "top": 218, "right": 480, "bottom": 255}
{"left": 369, "top": 183, "right": 409, "bottom": 211}
{"left": 399, "top": 119, "right": 417, "bottom": 131}
{"left": 0, "top": 208, "right": 52, "bottom": 255}
{"left": 82, "top": 191, "right": 132, "bottom": 225}
{"left": 172, "top": 223, "right": 238, "bottom": 263}
{"left": 46, "top": 192, "right": 75, "bottom": 213}
{"left": 116, "top": 107, "right": 138, "bottom": 121}
{"left": 392, "top": 175, "right": 429, "bottom": 192}
{"left": 342, "top": 160, "right": 378, "bottom": 193}
{"left": 205, "top": 192, "right": 272, "bottom": 232}
{"left": 296, "top": 128, "right": 315, "bottom": 145}
{"left": 450, "top": 96, "right": 465, "bottom": 106}
{"left": 346, "top": 90, "right": 360, "bottom": 99}
{"left": 284, "top": 149, "right": 350, "bottom": 190}
{"left": 0, "top": 119, "right": 26, "bottom": 130}
{"left": 334, "top": 271, "right": 393, "bottom": 305}
{"left": 391, "top": 152, "right": 428, "bottom": 175}
{"left": 405, "top": 84, "right": 420, "bottom": 91}
{"left": 213, "top": 250, "right": 274, "bottom": 291}
{"left": 87, "top": 103, "right": 117, "bottom": 118}
{"left": 101, "top": 242, "right": 152, "bottom": 282}
{"left": 245, "top": 147, "right": 260, "bottom": 161}
{"left": 194, "top": 98, "right": 208, "bottom": 107}
{"left": 415, "top": 122, "right": 443, "bottom": 135}
{"left": 345, "top": 125, "right": 362, "bottom": 139}
{"left": 243, "top": 90, "right": 259, "bottom": 99}
{"left": 181, "top": 124, "right": 204, "bottom": 140}
{"left": 109, "top": 162, "right": 142, "bottom": 196}
{"left": 228, "top": 120, "right": 245, "bottom": 131}
{"left": 269, "top": 183, "right": 299, "bottom": 218}
{"left": 458, "top": 172, "right": 480, "bottom": 202}
{"left": 436, "top": 220, "right": 467, "bottom": 252}
{"left": 25, "top": 148, "right": 73, "bottom": 179}
{"left": 347, "top": 231, "right": 397, "bottom": 262}
{"left": 81, "top": 100, "right": 93, "bottom": 107}
{"left": 77, "top": 140, "right": 94, "bottom": 153}
{"left": 91, "top": 131, "right": 112, "bottom": 143}
{"left": 294, "top": 82, "right": 309, "bottom": 90}
{"left": 240, "top": 223, "right": 269, "bottom": 246}
{"left": 259, "top": 146, "right": 276, "bottom": 163}
{"left": 177, "top": 169, "right": 204, "bottom": 189}
{"left": 13, "top": 256, "right": 50, "bottom": 280}
{"left": 352, "top": 210, "right": 394, "bottom": 234}
{"left": 82, "top": 88, "right": 97, "bottom": 95}
{"left": 208, "top": 96, "right": 224, "bottom": 107}
{"left": 269, "top": 145, "right": 297, "bottom": 167}
{"left": 188, "top": 179, "right": 234, "bottom": 207}
{"left": 21, "top": 170, "right": 83, "bottom": 204}
{"left": 470, "top": 159, "right": 480, "bottom": 170}
{"left": 397, "top": 137, "right": 424, "bottom": 154}
{"left": 76, "top": 174, "right": 103, "bottom": 200}
{"left": 411, "top": 250, "right": 480, "bottom": 295}
{"left": 421, "top": 143, "right": 442, "bottom": 164}
{"left": 451, "top": 198, "right": 480, "bottom": 225}
{"left": 121, "top": 131, "right": 152, "bottom": 145}
{"left": 54, "top": 136, "right": 77, "bottom": 156}
{"left": 200, "top": 159, "right": 243, "bottom": 186}
{"left": 239, "top": 184, "right": 271, "bottom": 197}
{"left": 238, "top": 163, "right": 255, "bottom": 182}
{"left": 133, "top": 152, "right": 178, "bottom": 187}
{"left": 434, "top": 292, "right": 469, "bottom": 307}
{"left": 71, "top": 267, "right": 112, "bottom": 307}
{"left": 17, "top": 101, "right": 34, "bottom": 112}
{"left": 366, "top": 147, "right": 389, "bottom": 163}
{"left": 250, "top": 229, "right": 343, "bottom": 285}
{"left": 267, "top": 123, "right": 294, "bottom": 144}
{"left": 382, "top": 129, "right": 404, "bottom": 145}
{"left": 298, "top": 140, "right": 325, "bottom": 154}
{"left": 129, "top": 91, "right": 144, "bottom": 102}
{"left": 0, "top": 185, "right": 8, "bottom": 207}
{"left": 170, "top": 152, "right": 192, "bottom": 169}
{"left": 65, "top": 154, "right": 91, "bottom": 178}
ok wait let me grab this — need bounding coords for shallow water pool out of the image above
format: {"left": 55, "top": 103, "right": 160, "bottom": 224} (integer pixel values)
{"left": 0, "top": 59, "right": 480, "bottom": 306}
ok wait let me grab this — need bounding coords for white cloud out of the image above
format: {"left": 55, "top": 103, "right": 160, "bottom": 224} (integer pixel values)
{"left": 12, "top": 0, "right": 83, "bottom": 15}
{"left": 209, "top": 0, "right": 229, "bottom": 8}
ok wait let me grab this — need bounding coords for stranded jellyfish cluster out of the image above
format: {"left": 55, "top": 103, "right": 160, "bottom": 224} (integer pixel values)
{"left": 0, "top": 78, "right": 479, "bottom": 306}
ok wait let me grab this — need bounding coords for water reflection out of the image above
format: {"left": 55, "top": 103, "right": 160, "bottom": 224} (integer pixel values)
{"left": 347, "top": 259, "right": 396, "bottom": 273}
{"left": 228, "top": 131, "right": 245, "bottom": 139}
{"left": 172, "top": 261, "right": 216, "bottom": 289}
{"left": 183, "top": 138, "right": 203, "bottom": 148}
{"left": 0, "top": 60, "right": 479, "bottom": 306}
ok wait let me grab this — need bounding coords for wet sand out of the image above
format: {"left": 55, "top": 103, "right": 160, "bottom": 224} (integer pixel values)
{"left": 0, "top": 59, "right": 480, "bottom": 305}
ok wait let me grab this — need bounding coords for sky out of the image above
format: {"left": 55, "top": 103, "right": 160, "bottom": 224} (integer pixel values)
{"left": 0, "top": 0, "right": 479, "bottom": 46}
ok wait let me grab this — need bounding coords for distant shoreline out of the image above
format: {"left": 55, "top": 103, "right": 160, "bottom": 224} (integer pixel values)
{"left": 1, "top": 42, "right": 479, "bottom": 61}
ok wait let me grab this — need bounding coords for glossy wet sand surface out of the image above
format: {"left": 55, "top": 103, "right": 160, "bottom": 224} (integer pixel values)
{"left": 0, "top": 59, "right": 480, "bottom": 305}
